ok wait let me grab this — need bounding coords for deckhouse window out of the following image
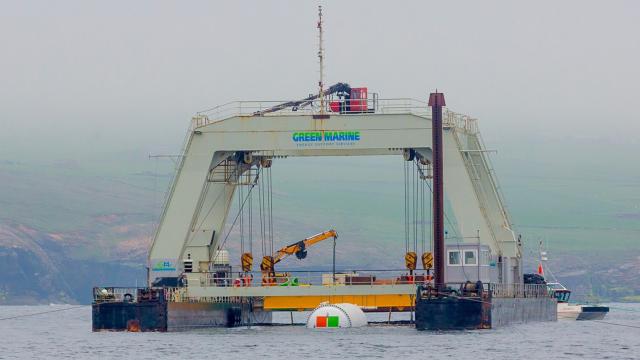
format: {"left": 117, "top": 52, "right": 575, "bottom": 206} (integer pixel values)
{"left": 464, "top": 250, "right": 477, "bottom": 266}
{"left": 481, "top": 250, "right": 491, "bottom": 266}
{"left": 448, "top": 250, "right": 461, "bottom": 266}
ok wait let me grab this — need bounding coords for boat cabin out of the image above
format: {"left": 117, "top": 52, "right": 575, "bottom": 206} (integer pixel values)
{"left": 445, "top": 244, "right": 497, "bottom": 283}
{"left": 547, "top": 283, "right": 572, "bottom": 303}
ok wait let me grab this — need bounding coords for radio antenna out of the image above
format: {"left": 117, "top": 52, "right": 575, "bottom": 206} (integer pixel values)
{"left": 317, "top": 5, "right": 325, "bottom": 114}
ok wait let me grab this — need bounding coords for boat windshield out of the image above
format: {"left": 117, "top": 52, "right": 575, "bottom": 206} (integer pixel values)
{"left": 553, "top": 289, "right": 571, "bottom": 303}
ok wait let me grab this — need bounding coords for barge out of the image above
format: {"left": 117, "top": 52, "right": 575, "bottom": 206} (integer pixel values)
{"left": 92, "top": 87, "right": 553, "bottom": 331}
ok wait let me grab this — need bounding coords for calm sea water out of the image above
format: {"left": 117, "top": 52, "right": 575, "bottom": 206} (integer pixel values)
{"left": 0, "top": 304, "right": 639, "bottom": 360}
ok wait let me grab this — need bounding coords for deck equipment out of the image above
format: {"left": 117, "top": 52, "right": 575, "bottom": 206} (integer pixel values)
{"left": 260, "top": 230, "right": 338, "bottom": 284}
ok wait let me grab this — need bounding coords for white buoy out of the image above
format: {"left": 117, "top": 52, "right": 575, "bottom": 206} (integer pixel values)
{"left": 306, "top": 303, "right": 367, "bottom": 328}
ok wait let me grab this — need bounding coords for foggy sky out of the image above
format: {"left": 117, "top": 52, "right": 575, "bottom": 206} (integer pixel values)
{"left": 1, "top": 0, "right": 639, "bottom": 162}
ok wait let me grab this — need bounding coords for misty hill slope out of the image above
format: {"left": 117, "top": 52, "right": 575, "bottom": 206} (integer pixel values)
{"left": 0, "top": 162, "right": 153, "bottom": 304}
{"left": 1, "top": 146, "right": 639, "bottom": 304}
{"left": 0, "top": 223, "right": 146, "bottom": 304}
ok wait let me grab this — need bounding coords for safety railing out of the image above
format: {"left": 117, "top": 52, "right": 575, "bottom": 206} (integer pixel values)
{"left": 188, "top": 269, "right": 431, "bottom": 289}
{"left": 163, "top": 286, "right": 224, "bottom": 303}
{"left": 190, "top": 98, "right": 478, "bottom": 134}
{"left": 94, "top": 282, "right": 551, "bottom": 304}
{"left": 195, "top": 96, "right": 381, "bottom": 119}
{"left": 417, "top": 282, "right": 551, "bottom": 300}
{"left": 92, "top": 287, "right": 139, "bottom": 303}
{"left": 443, "top": 109, "right": 478, "bottom": 134}
{"left": 92, "top": 287, "right": 166, "bottom": 303}
{"left": 489, "top": 283, "right": 550, "bottom": 298}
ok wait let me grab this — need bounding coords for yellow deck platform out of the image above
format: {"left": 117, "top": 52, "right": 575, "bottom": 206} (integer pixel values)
{"left": 263, "top": 293, "right": 415, "bottom": 311}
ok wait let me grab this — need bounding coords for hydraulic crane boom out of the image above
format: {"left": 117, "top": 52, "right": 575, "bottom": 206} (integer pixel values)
{"left": 273, "top": 229, "right": 338, "bottom": 265}
{"left": 260, "top": 230, "right": 338, "bottom": 283}
{"left": 252, "top": 83, "right": 351, "bottom": 116}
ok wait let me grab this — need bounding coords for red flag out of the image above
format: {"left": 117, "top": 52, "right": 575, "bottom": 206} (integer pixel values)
{"left": 537, "top": 263, "right": 544, "bottom": 276}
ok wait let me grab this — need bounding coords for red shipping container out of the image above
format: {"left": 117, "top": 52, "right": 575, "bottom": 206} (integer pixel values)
{"left": 350, "top": 87, "right": 367, "bottom": 112}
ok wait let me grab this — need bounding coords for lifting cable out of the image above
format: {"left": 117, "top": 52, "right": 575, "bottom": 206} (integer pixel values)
{"left": 423, "top": 176, "right": 462, "bottom": 242}
{"left": 217, "top": 171, "right": 259, "bottom": 253}
{"left": 403, "top": 160, "right": 409, "bottom": 254}
{"left": 418, "top": 160, "right": 427, "bottom": 254}
{"left": 405, "top": 158, "right": 429, "bottom": 255}
{"left": 258, "top": 167, "right": 266, "bottom": 257}
{"left": 592, "top": 320, "right": 640, "bottom": 329}
{"left": 184, "top": 177, "right": 228, "bottom": 248}
{"left": 0, "top": 305, "right": 87, "bottom": 321}
{"left": 416, "top": 160, "right": 469, "bottom": 279}
{"left": 413, "top": 159, "right": 418, "bottom": 253}
{"left": 267, "top": 166, "right": 274, "bottom": 256}
{"left": 404, "top": 158, "right": 427, "bottom": 255}
{"left": 239, "top": 165, "right": 255, "bottom": 263}
{"left": 238, "top": 163, "right": 244, "bottom": 256}
{"left": 412, "top": 159, "right": 416, "bottom": 253}
{"left": 248, "top": 176, "right": 253, "bottom": 255}
{"left": 257, "top": 165, "right": 275, "bottom": 258}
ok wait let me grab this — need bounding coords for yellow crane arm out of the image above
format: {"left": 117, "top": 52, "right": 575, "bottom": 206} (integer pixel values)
{"left": 273, "top": 229, "right": 337, "bottom": 265}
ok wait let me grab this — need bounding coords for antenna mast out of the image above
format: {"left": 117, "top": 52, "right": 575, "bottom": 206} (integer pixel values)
{"left": 317, "top": 5, "right": 325, "bottom": 114}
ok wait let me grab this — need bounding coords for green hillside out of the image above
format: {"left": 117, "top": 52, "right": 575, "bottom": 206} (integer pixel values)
{"left": 1, "top": 137, "right": 639, "bottom": 303}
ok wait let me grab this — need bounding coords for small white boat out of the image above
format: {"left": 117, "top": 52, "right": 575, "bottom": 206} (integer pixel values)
{"left": 548, "top": 282, "right": 609, "bottom": 321}
{"left": 536, "top": 241, "right": 609, "bottom": 321}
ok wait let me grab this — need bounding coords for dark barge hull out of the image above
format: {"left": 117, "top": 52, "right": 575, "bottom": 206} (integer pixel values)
{"left": 93, "top": 301, "right": 273, "bottom": 331}
{"left": 92, "top": 301, "right": 168, "bottom": 331}
{"left": 415, "top": 288, "right": 556, "bottom": 330}
{"left": 415, "top": 296, "right": 490, "bottom": 330}
{"left": 93, "top": 296, "right": 272, "bottom": 332}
